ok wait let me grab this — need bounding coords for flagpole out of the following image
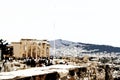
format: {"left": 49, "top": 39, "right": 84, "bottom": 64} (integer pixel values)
{"left": 53, "top": 0, "right": 56, "bottom": 58}
{"left": 53, "top": 24, "right": 56, "bottom": 58}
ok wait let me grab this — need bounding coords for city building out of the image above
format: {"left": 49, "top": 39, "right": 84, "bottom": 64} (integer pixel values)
{"left": 11, "top": 39, "right": 50, "bottom": 58}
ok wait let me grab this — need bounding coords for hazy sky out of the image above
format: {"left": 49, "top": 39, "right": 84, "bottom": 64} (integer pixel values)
{"left": 0, "top": 0, "right": 120, "bottom": 47}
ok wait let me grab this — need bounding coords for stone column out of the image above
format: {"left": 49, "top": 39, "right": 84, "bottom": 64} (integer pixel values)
{"left": 31, "top": 46, "right": 33, "bottom": 57}
{"left": 36, "top": 45, "right": 37, "bottom": 59}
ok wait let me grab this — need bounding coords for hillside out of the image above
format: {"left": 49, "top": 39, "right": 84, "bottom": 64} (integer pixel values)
{"left": 49, "top": 39, "right": 120, "bottom": 57}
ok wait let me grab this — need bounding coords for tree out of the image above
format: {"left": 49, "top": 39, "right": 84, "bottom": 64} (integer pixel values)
{"left": 0, "top": 39, "right": 12, "bottom": 60}
{"left": 99, "top": 57, "right": 110, "bottom": 63}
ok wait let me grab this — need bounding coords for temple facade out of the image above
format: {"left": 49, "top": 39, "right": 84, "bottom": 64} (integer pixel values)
{"left": 11, "top": 39, "right": 50, "bottom": 58}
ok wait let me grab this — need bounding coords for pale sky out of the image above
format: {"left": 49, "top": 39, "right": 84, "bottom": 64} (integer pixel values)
{"left": 0, "top": 0, "right": 120, "bottom": 47}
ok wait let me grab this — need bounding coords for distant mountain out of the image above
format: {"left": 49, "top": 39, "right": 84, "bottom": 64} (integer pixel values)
{"left": 49, "top": 39, "right": 120, "bottom": 56}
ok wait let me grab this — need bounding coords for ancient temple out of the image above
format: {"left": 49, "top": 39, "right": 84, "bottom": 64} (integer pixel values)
{"left": 11, "top": 39, "right": 50, "bottom": 58}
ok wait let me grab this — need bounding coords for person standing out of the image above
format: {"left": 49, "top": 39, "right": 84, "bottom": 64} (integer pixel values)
{"left": 105, "top": 65, "right": 113, "bottom": 80}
